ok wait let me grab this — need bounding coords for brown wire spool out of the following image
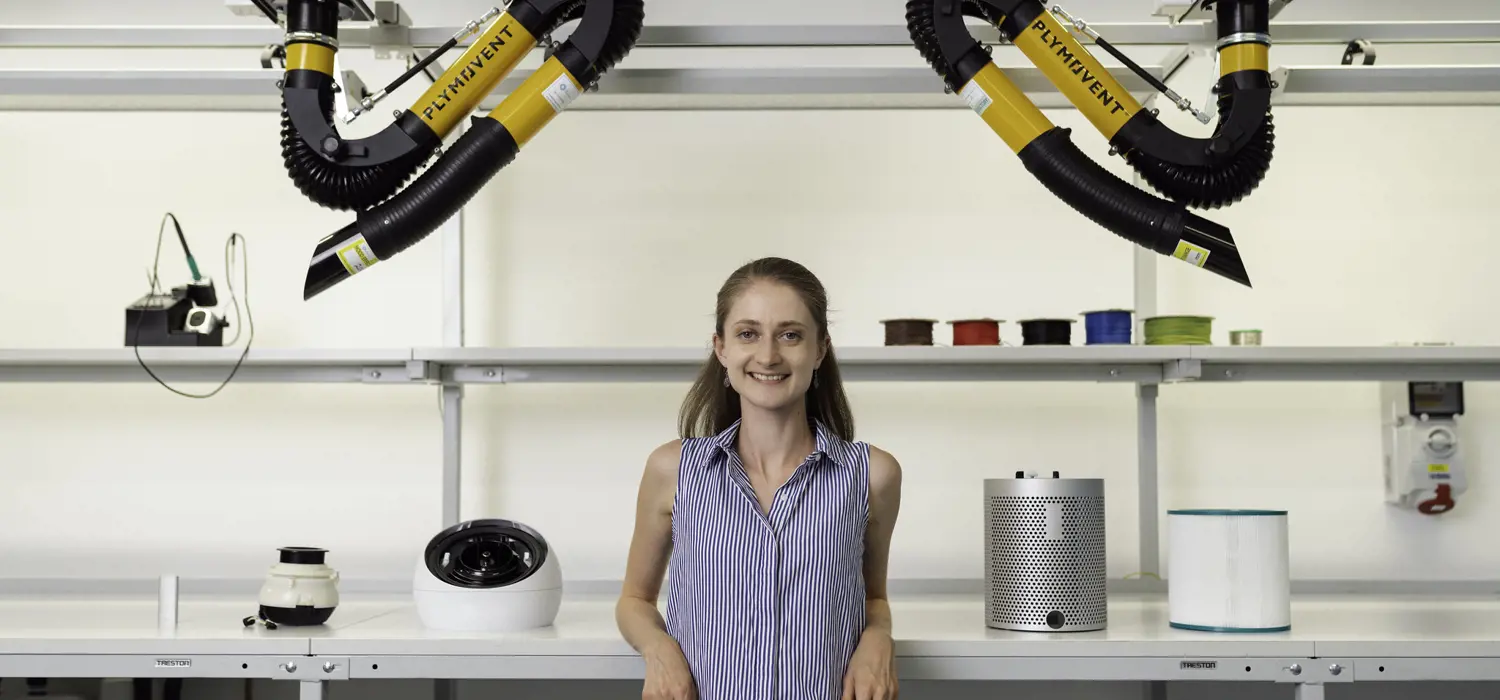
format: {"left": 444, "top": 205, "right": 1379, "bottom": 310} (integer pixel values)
{"left": 948, "top": 319, "right": 1002, "bottom": 346}
{"left": 881, "top": 318, "right": 937, "bottom": 346}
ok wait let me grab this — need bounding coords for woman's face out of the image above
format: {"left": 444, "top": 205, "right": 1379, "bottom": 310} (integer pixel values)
{"left": 714, "top": 280, "right": 826, "bottom": 413}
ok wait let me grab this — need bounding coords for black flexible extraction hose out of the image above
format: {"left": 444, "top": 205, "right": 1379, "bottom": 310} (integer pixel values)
{"left": 1124, "top": 84, "right": 1275, "bottom": 210}
{"left": 302, "top": 0, "right": 645, "bottom": 300}
{"left": 905, "top": 0, "right": 1251, "bottom": 287}
{"left": 279, "top": 87, "right": 433, "bottom": 212}
{"left": 905, "top": 0, "right": 1000, "bottom": 93}
{"left": 1122, "top": 0, "right": 1276, "bottom": 209}
{"left": 1020, "top": 126, "right": 1248, "bottom": 286}
{"left": 279, "top": 0, "right": 438, "bottom": 212}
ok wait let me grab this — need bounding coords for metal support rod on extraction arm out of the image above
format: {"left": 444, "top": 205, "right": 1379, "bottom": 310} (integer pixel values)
{"left": 906, "top": 0, "right": 1276, "bottom": 288}
{"left": 265, "top": 0, "right": 645, "bottom": 300}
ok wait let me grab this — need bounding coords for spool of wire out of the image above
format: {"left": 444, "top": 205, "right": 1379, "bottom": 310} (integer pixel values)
{"left": 948, "top": 319, "right": 1002, "bottom": 346}
{"left": 1144, "top": 316, "right": 1215, "bottom": 345}
{"left": 1229, "top": 329, "right": 1263, "bottom": 346}
{"left": 1019, "top": 319, "right": 1075, "bottom": 346}
{"left": 881, "top": 318, "right": 937, "bottom": 346}
{"left": 1081, "top": 309, "right": 1133, "bottom": 345}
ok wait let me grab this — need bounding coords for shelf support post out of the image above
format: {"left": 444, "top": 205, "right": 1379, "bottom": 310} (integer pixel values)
{"left": 1136, "top": 382, "right": 1160, "bottom": 577}
{"left": 439, "top": 119, "right": 468, "bottom": 530}
{"left": 1131, "top": 164, "right": 1161, "bottom": 579}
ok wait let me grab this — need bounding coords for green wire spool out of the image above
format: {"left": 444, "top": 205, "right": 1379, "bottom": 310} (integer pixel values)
{"left": 1144, "top": 316, "right": 1215, "bottom": 345}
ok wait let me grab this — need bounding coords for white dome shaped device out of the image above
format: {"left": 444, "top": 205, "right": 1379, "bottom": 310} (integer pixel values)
{"left": 247, "top": 546, "right": 340, "bottom": 628}
{"left": 413, "top": 519, "right": 562, "bottom": 632}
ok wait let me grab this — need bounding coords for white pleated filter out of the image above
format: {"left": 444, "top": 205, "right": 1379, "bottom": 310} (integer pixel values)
{"left": 1167, "top": 510, "right": 1291, "bottom": 632}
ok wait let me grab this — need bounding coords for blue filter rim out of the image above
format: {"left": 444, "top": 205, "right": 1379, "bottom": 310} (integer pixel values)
{"left": 1168, "top": 509, "right": 1287, "bottom": 516}
{"left": 1169, "top": 622, "right": 1291, "bottom": 633}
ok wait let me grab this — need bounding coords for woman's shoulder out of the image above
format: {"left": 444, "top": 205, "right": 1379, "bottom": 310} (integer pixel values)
{"left": 637, "top": 439, "right": 684, "bottom": 511}
{"left": 861, "top": 443, "right": 903, "bottom": 493}
{"left": 645, "top": 439, "right": 684, "bottom": 478}
{"left": 860, "top": 443, "right": 903, "bottom": 523}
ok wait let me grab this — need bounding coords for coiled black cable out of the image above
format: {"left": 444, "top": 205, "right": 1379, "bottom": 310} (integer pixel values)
{"left": 1124, "top": 83, "right": 1276, "bottom": 210}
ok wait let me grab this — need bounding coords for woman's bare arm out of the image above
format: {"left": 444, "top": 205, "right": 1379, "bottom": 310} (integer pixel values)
{"left": 863, "top": 445, "right": 904, "bottom": 637}
{"left": 841, "top": 445, "right": 904, "bottom": 699}
{"left": 615, "top": 440, "right": 684, "bottom": 657}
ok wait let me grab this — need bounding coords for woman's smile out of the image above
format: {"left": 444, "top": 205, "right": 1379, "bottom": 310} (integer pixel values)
{"left": 749, "top": 371, "right": 789, "bottom": 384}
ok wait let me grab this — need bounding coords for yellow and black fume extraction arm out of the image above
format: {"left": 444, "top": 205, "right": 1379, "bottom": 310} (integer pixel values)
{"left": 907, "top": 0, "right": 1275, "bottom": 287}
{"left": 273, "top": 0, "right": 644, "bottom": 299}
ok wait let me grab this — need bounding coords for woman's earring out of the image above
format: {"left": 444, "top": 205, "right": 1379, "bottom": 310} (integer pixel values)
{"left": 723, "top": 372, "right": 730, "bottom": 388}
{"left": 813, "top": 370, "right": 819, "bottom": 388}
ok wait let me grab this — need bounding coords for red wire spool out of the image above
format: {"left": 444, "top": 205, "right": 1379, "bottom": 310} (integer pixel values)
{"left": 881, "top": 318, "right": 937, "bottom": 346}
{"left": 948, "top": 319, "right": 1002, "bottom": 346}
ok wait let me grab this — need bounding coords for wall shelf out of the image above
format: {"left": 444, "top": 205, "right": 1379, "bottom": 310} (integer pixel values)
{"left": 417, "top": 345, "right": 1183, "bottom": 383}
{"left": 5, "top": 345, "right": 1500, "bottom": 384}
{"left": 424, "top": 345, "right": 1500, "bottom": 383}
{"left": 0, "top": 348, "right": 419, "bottom": 383}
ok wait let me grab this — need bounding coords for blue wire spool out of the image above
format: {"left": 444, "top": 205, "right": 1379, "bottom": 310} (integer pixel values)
{"left": 1081, "top": 309, "right": 1133, "bottom": 345}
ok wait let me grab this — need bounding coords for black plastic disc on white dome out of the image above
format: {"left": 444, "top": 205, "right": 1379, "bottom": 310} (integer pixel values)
{"left": 423, "top": 519, "right": 550, "bottom": 589}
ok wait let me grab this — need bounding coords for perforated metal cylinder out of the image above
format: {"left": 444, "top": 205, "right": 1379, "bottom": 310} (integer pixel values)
{"left": 984, "top": 476, "right": 1107, "bottom": 632}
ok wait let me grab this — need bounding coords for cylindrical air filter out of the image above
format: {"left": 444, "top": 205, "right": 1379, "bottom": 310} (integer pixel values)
{"left": 1168, "top": 509, "right": 1290, "bottom": 632}
{"left": 984, "top": 474, "right": 1107, "bottom": 632}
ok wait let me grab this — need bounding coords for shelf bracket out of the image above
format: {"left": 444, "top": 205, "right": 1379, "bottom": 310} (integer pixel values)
{"left": 359, "top": 367, "right": 416, "bottom": 383}
{"left": 1163, "top": 359, "right": 1202, "bottom": 383}
{"left": 405, "top": 360, "right": 439, "bottom": 382}
{"left": 368, "top": 1, "right": 414, "bottom": 60}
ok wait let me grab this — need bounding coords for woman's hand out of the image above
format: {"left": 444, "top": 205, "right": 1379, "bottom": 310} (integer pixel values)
{"left": 642, "top": 638, "right": 697, "bottom": 700}
{"left": 842, "top": 629, "right": 898, "bottom": 699}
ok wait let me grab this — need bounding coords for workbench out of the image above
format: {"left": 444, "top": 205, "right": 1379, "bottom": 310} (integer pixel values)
{"left": 4, "top": 591, "right": 1500, "bottom": 700}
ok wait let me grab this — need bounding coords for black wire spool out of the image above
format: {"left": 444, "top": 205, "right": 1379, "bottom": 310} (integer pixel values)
{"left": 1019, "top": 318, "right": 1076, "bottom": 346}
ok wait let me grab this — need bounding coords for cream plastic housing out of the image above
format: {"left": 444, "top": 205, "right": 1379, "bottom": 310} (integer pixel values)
{"left": 412, "top": 551, "right": 563, "bottom": 632}
{"left": 257, "top": 546, "right": 340, "bottom": 626}
{"left": 259, "top": 562, "right": 341, "bottom": 609}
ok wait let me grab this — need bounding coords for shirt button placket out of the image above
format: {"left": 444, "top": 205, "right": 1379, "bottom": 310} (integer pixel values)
{"left": 764, "top": 531, "right": 778, "bottom": 700}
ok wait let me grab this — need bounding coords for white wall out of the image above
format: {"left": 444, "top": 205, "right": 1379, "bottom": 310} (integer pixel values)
{"left": 3, "top": 0, "right": 1500, "bottom": 697}
{"left": 4, "top": 0, "right": 1500, "bottom": 583}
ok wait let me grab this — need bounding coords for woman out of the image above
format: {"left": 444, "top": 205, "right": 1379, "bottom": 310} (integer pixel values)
{"left": 615, "top": 257, "right": 903, "bottom": 700}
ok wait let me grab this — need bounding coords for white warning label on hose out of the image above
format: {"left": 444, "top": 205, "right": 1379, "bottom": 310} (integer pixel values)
{"left": 1172, "top": 240, "right": 1210, "bottom": 268}
{"left": 543, "top": 75, "right": 582, "bottom": 113}
{"left": 959, "top": 81, "right": 992, "bottom": 116}
{"left": 337, "top": 234, "right": 380, "bottom": 276}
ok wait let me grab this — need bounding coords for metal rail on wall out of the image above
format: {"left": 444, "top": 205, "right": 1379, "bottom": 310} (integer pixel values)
{"left": 2, "top": 14, "right": 1500, "bottom": 110}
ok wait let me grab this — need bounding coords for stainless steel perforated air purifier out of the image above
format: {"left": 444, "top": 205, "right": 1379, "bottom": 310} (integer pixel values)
{"left": 984, "top": 474, "right": 1107, "bottom": 632}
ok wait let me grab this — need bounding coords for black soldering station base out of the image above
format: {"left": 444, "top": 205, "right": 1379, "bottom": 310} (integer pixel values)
{"left": 124, "top": 291, "right": 225, "bottom": 347}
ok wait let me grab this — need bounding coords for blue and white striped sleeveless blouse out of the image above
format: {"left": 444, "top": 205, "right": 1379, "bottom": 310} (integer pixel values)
{"left": 665, "top": 418, "right": 870, "bottom": 700}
